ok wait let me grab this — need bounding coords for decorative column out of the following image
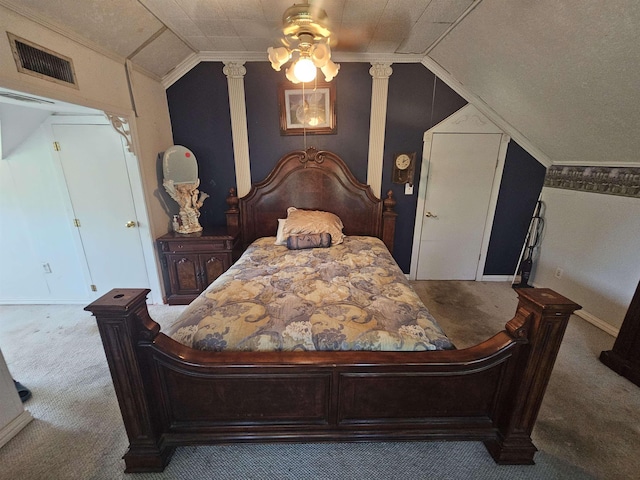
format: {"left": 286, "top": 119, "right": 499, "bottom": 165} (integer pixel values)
{"left": 367, "top": 63, "right": 393, "bottom": 197}
{"left": 223, "top": 62, "right": 252, "bottom": 197}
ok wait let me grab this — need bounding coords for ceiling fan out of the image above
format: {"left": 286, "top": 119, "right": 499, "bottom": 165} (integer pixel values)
{"left": 267, "top": 1, "right": 340, "bottom": 83}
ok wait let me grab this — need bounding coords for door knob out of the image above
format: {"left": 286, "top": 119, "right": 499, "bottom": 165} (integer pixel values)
{"left": 126, "top": 220, "right": 137, "bottom": 228}
{"left": 425, "top": 212, "right": 438, "bottom": 218}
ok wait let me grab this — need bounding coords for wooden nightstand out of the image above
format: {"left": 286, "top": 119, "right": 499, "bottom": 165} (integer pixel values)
{"left": 157, "top": 227, "right": 240, "bottom": 305}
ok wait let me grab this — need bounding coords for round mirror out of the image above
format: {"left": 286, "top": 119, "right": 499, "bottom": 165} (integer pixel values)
{"left": 162, "top": 145, "right": 198, "bottom": 184}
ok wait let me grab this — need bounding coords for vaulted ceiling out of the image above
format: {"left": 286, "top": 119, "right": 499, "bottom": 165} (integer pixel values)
{"left": 1, "top": 0, "right": 639, "bottom": 167}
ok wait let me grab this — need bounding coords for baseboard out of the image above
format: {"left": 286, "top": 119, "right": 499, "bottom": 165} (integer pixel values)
{"left": 575, "top": 310, "right": 619, "bottom": 338}
{"left": 481, "top": 275, "right": 514, "bottom": 282}
{"left": 0, "top": 410, "right": 33, "bottom": 449}
{"left": 409, "top": 275, "right": 514, "bottom": 282}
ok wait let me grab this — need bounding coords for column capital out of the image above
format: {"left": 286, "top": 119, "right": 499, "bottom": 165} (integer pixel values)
{"left": 223, "top": 61, "right": 247, "bottom": 78}
{"left": 369, "top": 63, "right": 393, "bottom": 79}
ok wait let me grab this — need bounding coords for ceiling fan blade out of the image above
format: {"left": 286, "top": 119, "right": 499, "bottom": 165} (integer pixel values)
{"left": 332, "top": 26, "right": 374, "bottom": 52}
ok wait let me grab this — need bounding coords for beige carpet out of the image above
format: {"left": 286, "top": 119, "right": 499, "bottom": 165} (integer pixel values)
{"left": 0, "top": 281, "right": 638, "bottom": 479}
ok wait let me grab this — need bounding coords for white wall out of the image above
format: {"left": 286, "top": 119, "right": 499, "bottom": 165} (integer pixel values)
{"left": 533, "top": 187, "right": 640, "bottom": 331}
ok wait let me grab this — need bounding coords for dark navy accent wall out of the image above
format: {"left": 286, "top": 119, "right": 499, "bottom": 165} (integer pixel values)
{"left": 166, "top": 61, "right": 545, "bottom": 276}
{"left": 484, "top": 142, "right": 546, "bottom": 275}
{"left": 383, "top": 65, "right": 467, "bottom": 272}
{"left": 244, "top": 62, "right": 301, "bottom": 182}
{"left": 245, "top": 62, "right": 371, "bottom": 184}
{"left": 166, "top": 62, "right": 235, "bottom": 227}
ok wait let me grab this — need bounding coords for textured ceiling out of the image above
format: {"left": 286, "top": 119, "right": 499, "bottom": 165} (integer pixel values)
{"left": 1, "top": 0, "right": 638, "bottom": 166}
{"left": 428, "top": 0, "right": 640, "bottom": 166}
{"left": 1, "top": 0, "right": 476, "bottom": 75}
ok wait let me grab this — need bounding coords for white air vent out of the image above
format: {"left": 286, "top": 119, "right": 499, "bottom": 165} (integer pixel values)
{"left": 7, "top": 33, "right": 78, "bottom": 89}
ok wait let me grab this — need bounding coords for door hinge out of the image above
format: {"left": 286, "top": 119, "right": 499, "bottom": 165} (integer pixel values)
{"left": 53, "top": 141, "right": 61, "bottom": 151}
{"left": 90, "top": 284, "right": 97, "bottom": 292}
{"left": 73, "top": 218, "right": 81, "bottom": 227}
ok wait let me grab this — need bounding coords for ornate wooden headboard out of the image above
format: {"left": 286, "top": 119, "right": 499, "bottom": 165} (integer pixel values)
{"left": 226, "top": 148, "right": 397, "bottom": 252}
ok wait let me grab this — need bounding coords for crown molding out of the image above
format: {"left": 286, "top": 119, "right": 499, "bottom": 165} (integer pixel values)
{"left": 421, "top": 55, "right": 553, "bottom": 168}
{"left": 161, "top": 52, "right": 201, "bottom": 88}
{"left": 162, "top": 52, "right": 266, "bottom": 88}
{"left": 160, "top": 50, "right": 430, "bottom": 88}
{"left": 331, "top": 52, "right": 425, "bottom": 63}
{"left": 199, "top": 51, "right": 266, "bottom": 62}
{"left": 198, "top": 50, "right": 425, "bottom": 64}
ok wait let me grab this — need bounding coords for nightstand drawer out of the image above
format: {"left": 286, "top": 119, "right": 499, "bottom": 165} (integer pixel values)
{"left": 166, "top": 240, "right": 227, "bottom": 252}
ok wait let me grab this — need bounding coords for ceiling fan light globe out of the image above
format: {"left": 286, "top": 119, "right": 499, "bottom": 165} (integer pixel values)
{"left": 293, "top": 57, "right": 317, "bottom": 83}
{"left": 285, "top": 65, "right": 301, "bottom": 84}
{"left": 321, "top": 60, "right": 340, "bottom": 81}
{"left": 311, "top": 43, "right": 330, "bottom": 68}
{"left": 268, "top": 46, "right": 291, "bottom": 71}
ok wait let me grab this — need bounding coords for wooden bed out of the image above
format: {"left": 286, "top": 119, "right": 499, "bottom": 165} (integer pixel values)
{"left": 86, "top": 148, "right": 580, "bottom": 473}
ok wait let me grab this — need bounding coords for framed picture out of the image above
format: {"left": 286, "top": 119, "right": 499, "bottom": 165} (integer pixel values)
{"left": 278, "top": 82, "right": 336, "bottom": 135}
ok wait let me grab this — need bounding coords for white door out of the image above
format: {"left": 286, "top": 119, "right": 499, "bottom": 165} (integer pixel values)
{"left": 415, "top": 133, "right": 501, "bottom": 280}
{"left": 52, "top": 124, "right": 150, "bottom": 297}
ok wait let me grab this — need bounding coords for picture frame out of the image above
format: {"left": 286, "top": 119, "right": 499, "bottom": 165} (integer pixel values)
{"left": 278, "top": 82, "right": 336, "bottom": 135}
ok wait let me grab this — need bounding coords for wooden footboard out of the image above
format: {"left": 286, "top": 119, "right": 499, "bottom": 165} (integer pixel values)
{"left": 86, "top": 288, "right": 579, "bottom": 473}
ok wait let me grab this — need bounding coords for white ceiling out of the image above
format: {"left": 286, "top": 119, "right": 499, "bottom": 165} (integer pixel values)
{"left": 1, "top": 0, "right": 638, "bottom": 167}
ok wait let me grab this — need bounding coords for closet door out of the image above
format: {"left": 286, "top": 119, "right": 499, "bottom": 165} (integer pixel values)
{"left": 415, "top": 133, "right": 500, "bottom": 280}
{"left": 52, "top": 124, "right": 150, "bottom": 297}
{"left": 410, "top": 104, "right": 509, "bottom": 281}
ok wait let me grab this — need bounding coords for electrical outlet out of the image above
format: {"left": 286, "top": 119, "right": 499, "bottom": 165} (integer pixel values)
{"left": 404, "top": 183, "right": 413, "bottom": 195}
{"left": 554, "top": 267, "right": 563, "bottom": 279}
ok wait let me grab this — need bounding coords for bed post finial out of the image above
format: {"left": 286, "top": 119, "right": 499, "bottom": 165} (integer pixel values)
{"left": 226, "top": 187, "right": 240, "bottom": 237}
{"left": 381, "top": 190, "right": 397, "bottom": 253}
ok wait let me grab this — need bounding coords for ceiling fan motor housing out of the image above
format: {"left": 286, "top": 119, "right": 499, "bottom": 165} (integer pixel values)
{"left": 282, "top": 3, "right": 331, "bottom": 40}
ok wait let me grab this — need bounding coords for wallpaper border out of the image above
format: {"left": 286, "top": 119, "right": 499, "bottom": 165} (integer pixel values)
{"left": 544, "top": 165, "right": 640, "bottom": 198}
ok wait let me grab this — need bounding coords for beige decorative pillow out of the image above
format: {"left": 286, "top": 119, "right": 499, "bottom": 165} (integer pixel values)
{"left": 281, "top": 207, "right": 344, "bottom": 245}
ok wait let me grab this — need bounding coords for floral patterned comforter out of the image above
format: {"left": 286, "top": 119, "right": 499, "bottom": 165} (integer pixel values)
{"left": 166, "top": 236, "right": 454, "bottom": 352}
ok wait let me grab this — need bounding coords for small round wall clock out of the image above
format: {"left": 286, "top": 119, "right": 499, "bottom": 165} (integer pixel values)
{"left": 392, "top": 152, "right": 416, "bottom": 184}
